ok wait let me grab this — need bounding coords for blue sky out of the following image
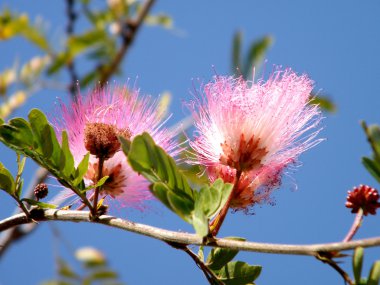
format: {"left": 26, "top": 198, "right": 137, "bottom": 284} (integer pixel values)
{"left": 1, "top": 0, "right": 380, "bottom": 284}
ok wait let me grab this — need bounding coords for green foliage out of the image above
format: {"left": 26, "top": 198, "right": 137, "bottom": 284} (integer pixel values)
{"left": 361, "top": 122, "right": 380, "bottom": 184}
{"left": 145, "top": 13, "right": 173, "bottom": 29}
{"left": 15, "top": 155, "right": 26, "bottom": 198}
{"left": 0, "top": 109, "right": 89, "bottom": 197}
{"left": 310, "top": 93, "right": 337, "bottom": 113}
{"left": 206, "top": 237, "right": 246, "bottom": 271}
{"left": 47, "top": 29, "right": 114, "bottom": 77}
{"left": 213, "top": 261, "right": 262, "bottom": 285}
{"left": 351, "top": 247, "right": 380, "bottom": 285}
{"left": 197, "top": 238, "right": 261, "bottom": 284}
{"left": 0, "top": 154, "right": 26, "bottom": 199}
{"left": 41, "top": 247, "right": 123, "bottom": 285}
{"left": 176, "top": 133, "right": 209, "bottom": 186}
{"left": 353, "top": 247, "right": 364, "bottom": 284}
{"left": 231, "top": 31, "right": 273, "bottom": 79}
{"left": 231, "top": 32, "right": 336, "bottom": 114}
{"left": 368, "top": 261, "right": 380, "bottom": 285}
{"left": 0, "top": 68, "right": 16, "bottom": 96}
{"left": 0, "top": 161, "right": 15, "bottom": 195}
{"left": 0, "top": 10, "right": 50, "bottom": 51}
{"left": 193, "top": 179, "right": 233, "bottom": 237}
{"left": 124, "top": 132, "right": 233, "bottom": 237}
{"left": 126, "top": 132, "right": 194, "bottom": 222}
{"left": 21, "top": 198, "right": 57, "bottom": 209}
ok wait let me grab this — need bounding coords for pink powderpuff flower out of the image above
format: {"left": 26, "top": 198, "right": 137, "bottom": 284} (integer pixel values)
{"left": 53, "top": 85, "right": 178, "bottom": 210}
{"left": 188, "top": 67, "right": 323, "bottom": 210}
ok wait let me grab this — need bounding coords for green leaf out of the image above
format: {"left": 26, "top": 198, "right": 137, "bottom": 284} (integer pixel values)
{"left": 21, "top": 24, "right": 50, "bottom": 51}
{"left": 118, "top": 136, "right": 131, "bottom": 155}
{"left": 88, "top": 270, "right": 118, "bottom": 280}
{"left": 353, "top": 247, "right": 364, "bottom": 284}
{"left": 22, "top": 198, "right": 57, "bottom": 209}
{"left": 367, "top": 261, "right": 380, "bottom": 285}
{"left": 209, "top": 179, "right": 233, "bottom": 218}
{"left": 191, "top": 179, "right": 232, "bottom": 237}
{"left": 198, "top": 246, "right": 205, "bottom": 262}
{"left": 232, "top": 31, "right": 242, "bottom": 74}
{"left": 15, "top": 156, "right": 26, "bottom": 198}
{"left": 145, "top": 14, "right": 173, "bottom": 29}
{"left": 60, "top": 131, "right": 75, "bottom": 178}
{"left": 80, "top": 70, "right": 99, "bottom": 87}
{"left": 0, "top": 118, "right": 34, "bottom": 149}
{"left": 127, "top": 132, "right": 195, "bottom": 221}
{"left": 27, "top": 109, "right": 48, "bottom": 148}
{"left": 57, "top": 258, "right": 79, "bottom": 280}
{"left": 68, "top": 29, "right": 107, "bottom": 55}
{"left": 82, "top": 176, "right": 109, "bottom": 192}
{"left": 192, "top": 204, "right": 209, "bottom": 237}
{"left": 243, "top": 35, "right": 273, "bottom": 79}
{"left": 0, "top": 162, "right": 15, "bottom": 195}
{"left": 28, "top": 109, "right": 61, "bottom": 164}
{"left": 310, "top": 94, "right": 336, "bottom": 113}
{"left": 206, "top": 237, "right": 246, "bottom": 271}
{"left": 214, "top": 261, "right": 262, "bottom": 285}
{"left": 0, "top": 109, "right": 89, "bottom": 197}
{"left": 193, "top": 178, "right": 233, "bottom": 223}
{"left": 73, "top": 153, "right": 90, "bottom": 186}
{"left": 8, "top": 118, "right": 35, "bottom": 147}
{"left": 40, "top": 281, "right": 72, "bottom": 285}
{"left": 15, "top": 179, "right": 23, "bottom": 198}
{"left": 367, "top": 125, "right": 380, "bottom": 156}
{"left": 150, "top": 182, "right": 194, "bottom": 222}
{"left": 362, "top": 157, "right": 380, "bottom": 184}
{"left": 0, "top": 11, "right": 50, "bottom": 51}
{"left": 47, "top": 52, "right": 70, "bottom": 75}
{"left": 18, "top": 156, "right": 26, "bottom": 174}
{"left": 166, "top": 190, "right": 194, "bottom": 220}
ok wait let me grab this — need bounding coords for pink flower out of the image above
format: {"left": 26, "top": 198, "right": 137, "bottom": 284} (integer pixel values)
{"left": 54, "top": 86, "right": 178, "bottom": 210}
{"left": 188, "top": 68, "right": 322, "bottom": 209}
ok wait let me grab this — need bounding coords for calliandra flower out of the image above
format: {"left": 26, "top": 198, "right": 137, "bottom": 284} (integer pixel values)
{"left": 53, "top": 85, "right": 178, "bottom": 210}
{"left": 346, "top": 185, "right": 380, "bottom": 216}
{"left": 188, "top": 67, "right": 323, "bottom": 210}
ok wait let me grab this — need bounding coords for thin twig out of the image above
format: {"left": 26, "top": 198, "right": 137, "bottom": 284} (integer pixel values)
{"left": 343, "top": 209, "right": 364, "bottom": 242}
{"left": 91, "top": 156, "right": 104, "bottom": 219}
{"left": 183, "top": 246, "right": 223, "bottom": 285}
{"left": 316, "top": 253, "right": 354, "bottom": 285}
{"left": 1, "top": 209, "right": 380, "bottom": 256}
{"left": 10, "top": 195, "right": 30, "bottom": 218}
{"left": 65, "top": 0, "right": 79, "bottom": 98}
{"left": 98, "top": 0, "right": 155, "bottom": 86}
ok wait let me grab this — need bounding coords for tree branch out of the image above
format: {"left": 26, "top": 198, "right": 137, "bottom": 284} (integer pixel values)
{"left": 98, "top": 0, "right": 155, "bottom": 86}
{"left": 65, "top": 0, "right": 79, "bottom": 98}
{"left": 1, "top": 209, "right": 380, "bottom": 256}
{"left": 0, "top": 167, "right": 48, "bottom": 258}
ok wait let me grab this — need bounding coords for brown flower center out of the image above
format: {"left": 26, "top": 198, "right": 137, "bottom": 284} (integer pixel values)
{"left": 84, "top": 123, "right": 131, "bottom": 159}
{"left": 219, "top": 133, "right": 268, "bottom": 171}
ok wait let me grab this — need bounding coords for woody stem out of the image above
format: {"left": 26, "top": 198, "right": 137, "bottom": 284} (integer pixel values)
{"left": 92, "top": 156, "right": 104, "bottom": 218}
{"left": 210, "top": 170, "right": 242, "bottom": 236}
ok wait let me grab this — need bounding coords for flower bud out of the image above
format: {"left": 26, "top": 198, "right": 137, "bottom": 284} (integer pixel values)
{"left": 34, "top": 183, "right": 48, "bottom": 200}
{"left": 346, "top": 184, "right": 380, "bottom": 216}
